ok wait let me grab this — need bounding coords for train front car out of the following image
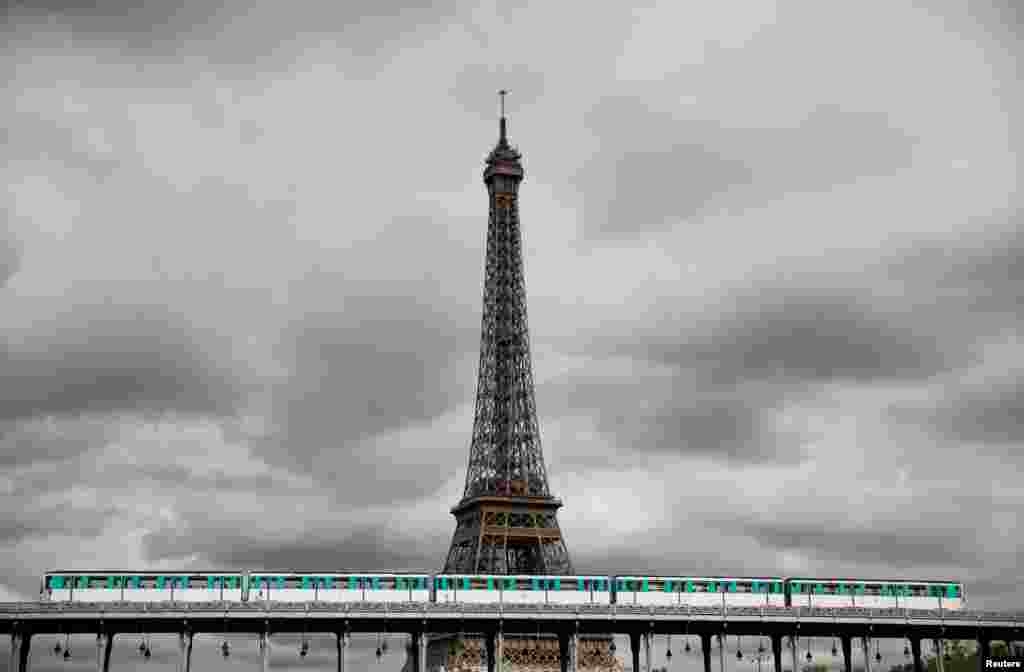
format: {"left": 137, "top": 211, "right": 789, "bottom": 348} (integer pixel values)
{"left": 247, "top": 573, "right": 432, "bottom": 603}
{"left": 615, "top": 577, "right": 786, "bottom": 608}
{"left": 786, "top": 578, "right": 964, "bottom": 610}
{"left": 435, "top": 575, "right": 612, "bottom": 606}
{"left": 42, "top": 572, "right": 245, "bottom": 602}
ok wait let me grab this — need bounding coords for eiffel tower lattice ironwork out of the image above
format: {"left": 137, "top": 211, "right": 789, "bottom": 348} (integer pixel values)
{"left": 442, "top": 93, "right": 573, "bottom": 575}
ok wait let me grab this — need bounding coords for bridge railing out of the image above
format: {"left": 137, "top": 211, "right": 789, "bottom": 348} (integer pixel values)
{"left": 0, "top": 602, "right": 1020, "bottom": 622}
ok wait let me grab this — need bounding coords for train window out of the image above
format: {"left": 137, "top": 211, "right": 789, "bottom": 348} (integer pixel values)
{"left": 129, "top": 576, "right": 141, "bottom": 589}
{"left": 48, "top": 576, "right": 65, "bottom": 589}
{"left": 76, "top": 576, "right": 89, "bottom": 589}
{"left": 207, "top": 577, "right": 220, "bottom": 589}
{"left": 947, "top": 584, "right": 959, "bottom": 597}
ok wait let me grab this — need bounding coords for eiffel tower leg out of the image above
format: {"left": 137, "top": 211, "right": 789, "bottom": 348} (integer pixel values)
{"left": 701, "top": 634, "right": 713, "bottom": 672}
{"left": 631, "top": 633, "right": 642, "bottom": 672}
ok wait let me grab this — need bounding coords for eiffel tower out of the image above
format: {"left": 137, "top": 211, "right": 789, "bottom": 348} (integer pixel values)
{"left": 442, "top": 91, "right": 571, "bottom": 575}
{"left": 422, "top": 93, "right": 621, "bottom": 672}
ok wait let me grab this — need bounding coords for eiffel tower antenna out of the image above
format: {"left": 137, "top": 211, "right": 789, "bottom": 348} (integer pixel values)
{"left": 440, "top": 98, "right": 572, "bottom": 575}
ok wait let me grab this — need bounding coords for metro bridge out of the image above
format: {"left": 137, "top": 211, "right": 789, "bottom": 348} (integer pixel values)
{"left": 1, "top": 602, "right": 1021, "bottom": 672}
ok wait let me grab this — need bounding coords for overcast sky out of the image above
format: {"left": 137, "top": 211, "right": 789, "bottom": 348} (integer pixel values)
{"left": 1, "top": 0, "right": 1021, "bottom": 670}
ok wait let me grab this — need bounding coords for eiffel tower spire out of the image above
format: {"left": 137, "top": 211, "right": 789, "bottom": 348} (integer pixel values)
{"left": 442, "top": 93, "right": 573, "bottom": 575}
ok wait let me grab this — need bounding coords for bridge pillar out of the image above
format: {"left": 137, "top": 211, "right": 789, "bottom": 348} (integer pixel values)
{"left": 841, "top": 636, "right": 852, "bottom": 672}
{"left": 497, "top": 630, "right": 503, "bottom": 672}
{"left": 411, "top": 633, "right": 423, "bottom": 672}
{"left": 910, "top": 638, "right": 923, "bottom": 672}
{"left": 790, "top": 636, "right": 799, "bottom": 672}
{"left": 571, "top": 634, "right": 579, "bottom": 672}
{"left": 934, "top": 640, "right": 945, "bottom": 672}
{"left": 718, "top": 635, "right": 725, "bottom": 672}
{"left": 486, "top": 631, "right": 496, "bottom": 672}
{"left": 861, "top": 638, "right": 871, "bottom": 672}
{"left": 631, "top": 632, "right": 642, "bottom": 672}
{"left": 559, "top": 632, "right": 570, "bottom": 672}
{"left": 96, "top": 632, "right": 114, "bottom": 672}
{"left": 260, "top": 630, "right": 272, "bottom": 672}
{"left": 771, "top": 635, "right": 782, "bottom": 672}
{"left": 646, "top": 632, "right": 653, "bottom": 672}
{"left": 178, "top": 631, "right": 193, "bottom": 672}
{"left": 422, "top": 631, "right": 429, "bottom": 672}
{"left": 10, "top": 631, "right": 31, "bottom": 672}
{"left": 700, "top": 634, "right": 713, "bottom": 672}
{"left": 977, "top": 638, "right": 991, "bottom": 672}
{"left": 336, "top": 632, "right": 348, "bottom": 672}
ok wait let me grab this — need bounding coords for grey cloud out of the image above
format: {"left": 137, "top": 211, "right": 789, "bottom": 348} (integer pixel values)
{"left": 4, "top": 0, "right": 460, "bottom": 76}
{"left": 540, "top": 369, "right": 805, "bottom": 465}
{"left": 144, "top": 526, "right": 443, "bottom": 572}
{"left": 0, "top": 301, "right": 244, "bottom": 423}
{"left": 718, "top": 516, "right": 983, "bottom": 572}
{"left": 0, "top": 416, "right": 113, "bottom": 468}
{"left": 903, "top": 377, "right": 1024, "bottom": 448}
{"left": 574, "top": 97, "right": 917, "bottom": 236}
{"left": 0, "top": 499, "right": 117, "bottom": 544}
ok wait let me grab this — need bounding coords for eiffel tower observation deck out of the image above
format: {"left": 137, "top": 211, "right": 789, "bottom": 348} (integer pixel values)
{"left": 427, "top": 92, "right": 620, "bottom": 672}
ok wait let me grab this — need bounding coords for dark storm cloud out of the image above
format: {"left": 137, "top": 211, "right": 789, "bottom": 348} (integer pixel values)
{"left": 0, "top": 300, "right": 244, "bottom": 423}
{"left": 4, "top": 0, "right": 460, "bottom": 75}
{"left": 143, "top": 526, "right": 442, "bottom": 572}
{"left": 694, "top": 290, "right": 951, "bottom": 385}
{"left": 574, "top": 97, "right": 917, "bottom": 236}
{"left": 904, "top": 377, "right": 1024, "bottom": 447}
{"left": 540, "top": 370, "right": 805, "bottom": 465}
{"left": 0, "top": 417, "right": 112, "bottom": 467}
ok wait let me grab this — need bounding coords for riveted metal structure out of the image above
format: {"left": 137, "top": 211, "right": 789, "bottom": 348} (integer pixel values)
{"left": 442, "top": 96, "right": 572, "bottom": 576}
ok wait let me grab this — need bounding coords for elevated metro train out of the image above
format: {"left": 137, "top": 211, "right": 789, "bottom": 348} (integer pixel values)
{"left": 40, "top": 572, "right": 965, "bottom": 611}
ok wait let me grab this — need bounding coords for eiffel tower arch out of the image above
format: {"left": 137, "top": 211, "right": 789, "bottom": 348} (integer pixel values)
{"left": 424, "top": 95, "right": 622, "bottom": 672}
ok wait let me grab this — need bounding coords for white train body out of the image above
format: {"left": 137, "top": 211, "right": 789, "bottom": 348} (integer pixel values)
{"left": 39, "top": 571, "right": 963, "bottom": 612}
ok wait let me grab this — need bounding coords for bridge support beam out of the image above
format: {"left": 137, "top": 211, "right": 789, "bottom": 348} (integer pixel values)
{"left": 336, "top": 633, "right": 347, "bottom": 672}
{"left": 497, "top": 630, "right": 503, "bottom": 672}
{"left": 631, "top": 632, "right": 642, "bottom": 672}
{"left": 646, "top": 632, "right": 653, "bottom": 672}
{"left": 718, "top": 635, "right": 726, "bottom": 672}
{"left": 559, "top": 632, "right": 570, "bottom": 672}
{"left": 97, "top": 632, "right": 114, "bottom": 672}
{"left": 486, "top": 631, "right": 496, "bottom": 672}
{"left": 701, "top": 634, "right": 713, "bottom": 672}
{"left": 841, "top": 636, "right": 852, "bottom": 672}
{"left": 771, "top": 635, "right": 782, "bottom": 672}
{"left": 910, "top": 638, "right": 923, "bottom": 672}
{"left": 977, "top": 638, "right": 991, "bottom": 672}
{"left": 862, "top": 638, "right": 871, "bottom": 672}
{"left": 178, "top": 631, "right": 193, "bottom": 672}
{"left": 790, "top": 636, "right": 799, "bottom": 672}
{"left": 411, "top": 633, "right": 423, "bottom": 672}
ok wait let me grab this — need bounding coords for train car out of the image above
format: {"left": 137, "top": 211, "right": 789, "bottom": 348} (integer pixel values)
{"left": 42, "top": 572, "right": 244, "bottom": 602}
{"left": 434, "top": 575, "right": 612, "bottom": 605}
{"left": 613, "top": 576, "right": 786, "bottom": 608}
{"left": 248, "top": 573, "right": 431, "bottom": 603}
{"left": 785, "top": 578, "right": 964, "bottom": 610}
